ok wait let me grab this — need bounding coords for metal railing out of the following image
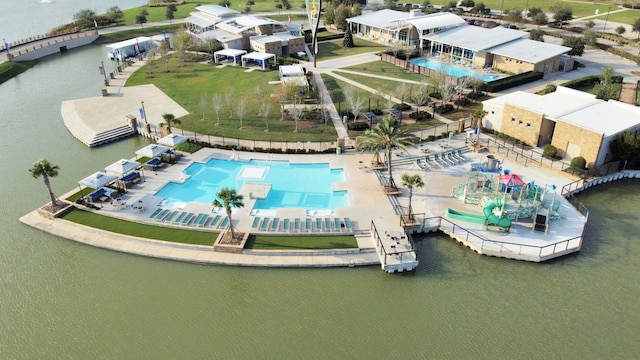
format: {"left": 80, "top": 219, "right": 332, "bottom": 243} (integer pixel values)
{"left": 424, "top": 216, "right": 583, "bottom": 259}
{"left": 370, "top": 220, "right": 415, "bottom": 266}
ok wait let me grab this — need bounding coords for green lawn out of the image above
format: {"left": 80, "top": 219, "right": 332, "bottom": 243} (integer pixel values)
{"left": 340, "top": 60, "right": 431, "bottom": 82}
{"left": 332, "top": 71, "right": 421, "bottom": 98}
{"left": 246, "top": 234, "right": 358, "bottom": 250}
{"left": 427, "top": 0, "right": 619, "bottom": 18}
{"left": 316, "top": 39, "right": 387, "bottom": 62}
{"left": 0, "top": 61, "right": 37, "bottom": 85}
{"left": 591, "top": 9, "right": 640, "bottom": 26}
{"left": 126, "top": 57, "right": 337, "bottom": 142}
{"left": 61, "top": 208, "right": 218, "bottom": 246}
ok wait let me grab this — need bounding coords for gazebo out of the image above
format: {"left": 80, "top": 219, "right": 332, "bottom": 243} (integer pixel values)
{"left": 241, "top": 52, "right": 276, "bottom": 70}
{"left": 106, "top": 159, "right": 143, "bottom": 189}
{"left": 77, "top": 171, "right": 118, "bottom": 201}
{"left": 213, "top": 48, "right": 247, "bottom": 65}
{"left": 157, "top": 133, "right": 188, "bottom": 148}
{"left": 135, "top": 144, "right": 170, "bottom": 159}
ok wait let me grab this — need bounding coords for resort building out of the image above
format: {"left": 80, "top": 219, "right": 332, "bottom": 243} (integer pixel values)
{"left": 482, "top": 86, "right": 640, "bottom": 167}
{"left": 347, "top": 9, "right": 571, "bottom": 74}
{"left": 185, "top": 5, "right": 304, "bottom": 57}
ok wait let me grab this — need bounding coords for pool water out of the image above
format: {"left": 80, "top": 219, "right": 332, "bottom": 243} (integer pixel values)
{"left": 410, "top": 58, "right": 499, "bottom": 82}
{"left": 155, "top": 159, "right": 348, "bottom": 211}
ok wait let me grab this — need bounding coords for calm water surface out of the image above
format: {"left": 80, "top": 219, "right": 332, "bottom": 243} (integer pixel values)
{"left": 1, "top": 5, "right": 639, "bottom": 359}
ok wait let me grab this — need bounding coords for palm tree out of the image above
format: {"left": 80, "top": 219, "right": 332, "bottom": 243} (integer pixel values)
{"left": 159, "top": 113, "right": 181, "bottom": 133}
{"left": 358, "top": 115, "right": 419, "bottom": 192}
{"left": 29, "top": 159, "right": 60, "bottom": 211}
{"left": 401, "top": 173, "right": 424, "bottom": 221}
{"left": 212, "top": 187, "right": 244, "bottom": 244}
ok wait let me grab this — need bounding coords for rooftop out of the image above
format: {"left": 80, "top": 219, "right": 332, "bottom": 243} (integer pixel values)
{"left": 487, "top": 38, "right": 571, "bottom": 63}
{"left": 426, "top": 25, "right": 527, "bottom": 52}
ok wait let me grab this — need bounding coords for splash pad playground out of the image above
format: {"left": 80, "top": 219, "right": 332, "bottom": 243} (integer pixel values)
{"left": 447, "top": 160, "right": 567, "bottom": 233}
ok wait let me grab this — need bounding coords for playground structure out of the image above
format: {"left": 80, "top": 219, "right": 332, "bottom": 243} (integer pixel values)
{"left": 449, "top": 162, "right": 567, "bottom": 233}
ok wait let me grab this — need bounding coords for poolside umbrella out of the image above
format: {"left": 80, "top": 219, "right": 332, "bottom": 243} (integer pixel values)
{"left": 135, "top": 144, "right": 169, "bottom": 159}
{"left": 77, "top": 171, "right": 117, "bottom": 201}
{"left": 157, "top": 133, "right": 188, "bottom": 148}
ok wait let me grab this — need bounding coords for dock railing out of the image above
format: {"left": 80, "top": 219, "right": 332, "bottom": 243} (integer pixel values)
{"left": 425, "top": 216, "right": 583, "bottom": 259}
{"left": 371, "top": 220, "right": 415, "bottom": 266}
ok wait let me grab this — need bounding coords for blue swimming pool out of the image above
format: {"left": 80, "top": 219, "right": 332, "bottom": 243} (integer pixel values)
{"left": 155, "top": 159, "right": 348, "bottom": 211}
{"left": 410, "top": 58, "right": 499, "bottom": 82}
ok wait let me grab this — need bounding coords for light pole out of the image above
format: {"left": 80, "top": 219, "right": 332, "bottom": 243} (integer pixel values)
{"left": 603, "top": 6, "right": 612, "bottom": 34}
{"left": 141, "top": 100, "right": 151, "bottom": 135}
{"left": 100, "top": 60, "right": 108, "bottom": 86}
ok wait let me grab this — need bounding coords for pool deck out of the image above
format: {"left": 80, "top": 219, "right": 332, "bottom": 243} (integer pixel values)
{"left": 20, "top": 132, "right": 588, "bottom": 268}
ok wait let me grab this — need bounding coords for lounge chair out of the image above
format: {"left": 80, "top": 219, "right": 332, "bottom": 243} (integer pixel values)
{"left": 251, "top": 217, "right": 261, "bottom": 229}
{"left": 154, "top": 209, "right": 170, "bottom": 221}
{"left": 181, "top": 212, "right": 195, "bottom": 225}
{"left": 334, "top": 218, "right": 342, "bottom": 232}
{"left": 163, "top": 211, "right": 179, "bottom": 222}
{"left": 260, "top": 217, "right": 270, "bottom": 231}
{"left": 172, "top": 212, "right": 187, "bottom": 224}
{"left": 218, "top": 216, "right": 229, "bottom": 229}
{"left": 304, "top": 218, "right": 312, "bottom": 232}
{"left": 324, "top": 218, "right": 332, "bottom": 232}
{"left": 315, "top": 218, "right": 323, "bottom": 232}
{"left": 195, "top": 214, "right": 209, "bottom": 227}
{"left": 282, "top": 219, "right": 290, "bottom": 232}
{"left": 344, "top": 217, "right": 353, "bottom": 232}
{"left": 209, "top": 215, "right": 221, "bottom": 227}
{"left": 270, "top": 218, "right": 279, "bottom": 231}
{"left": 149, "top": 208, "right": 163, "bottom": 219}
{"left": 294, "top": 218, "right": 301, "bottom": 232}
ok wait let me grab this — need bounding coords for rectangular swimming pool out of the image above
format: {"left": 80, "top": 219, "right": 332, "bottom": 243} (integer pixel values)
{"left": 410, "top": 58, "right": 499, "bottom": 82}
{"left": 155, "top": 159, "right": 348, "bottom": 211}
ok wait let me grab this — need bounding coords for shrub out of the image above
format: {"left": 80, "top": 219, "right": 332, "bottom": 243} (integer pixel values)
{"left": 409, "top": 111, "right": 432, "bottom": 121}
{"left": 543, "top": 144, "right": 558, "bottom": 158}
{"left": 435, "top": 103, "right": 454, "bottom": 114}
{"left": 392, "top": 103, "right": 411, "bottom": 111}
{"left": 371, "top": 108, "right": 383, "bottom": 115}
{"left": 570, "top": 156, "right": 587, "bottom": 170}
{"left": 347, "top": 122, "right": 370, "bottom": 131}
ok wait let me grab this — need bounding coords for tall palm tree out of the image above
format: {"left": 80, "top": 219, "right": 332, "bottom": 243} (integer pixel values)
{"left": 401, "top": 173, "right": 424, "bottom": 221}
{"left": 212, "top": 187, "right": 244, "bottom": 244}
{"left": 159, "top": 113, "right": 181, "bottom": 133}
{"left": 29, "top": 159, "right": 60, "bottom": 211}
{"left": 358, "top": 115, "right": 419, "bottom": 192}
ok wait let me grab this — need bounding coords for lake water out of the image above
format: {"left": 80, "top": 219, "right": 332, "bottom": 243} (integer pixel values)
{"left": 1, "top": 3, "right": 639, "bottom": 358}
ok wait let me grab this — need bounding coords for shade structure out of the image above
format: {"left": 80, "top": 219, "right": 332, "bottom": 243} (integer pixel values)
{"left": 157, "top": 133, "right": 188, "bottom": 148}
{"left": 78, "top": 171, "right": 118, "bottom": 189}
{"left": 105, "top": 159, "right": 141, "bottom": 176}
{"left": 499, "top": 173, "right": 525, "bottom": 186}
{"left": 135, "top": 144, "right": 170, "bottom": 158}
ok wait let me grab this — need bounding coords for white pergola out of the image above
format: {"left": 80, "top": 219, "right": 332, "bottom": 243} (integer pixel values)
{"left": 135, "top": 144, "right": 170, "bottom": 159}
{"left": 241, "top": 52, "right": 276, "bottom": 70}
{"left": 213, "top": 48, "right": 247, "bottom": 65}
{"left": 157, "top": 133, "right": 188, "bottom": 148}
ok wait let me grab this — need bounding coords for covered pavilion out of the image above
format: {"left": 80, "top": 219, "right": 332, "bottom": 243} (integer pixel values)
{"left": 213, "top": 48, "right": 247, "bottom": 65}
{"left": 241, "top": 52, "right": 276, "bottom": 70}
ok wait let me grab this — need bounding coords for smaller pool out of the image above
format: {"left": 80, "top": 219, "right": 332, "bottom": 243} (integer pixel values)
{"left": 410, "top": 58, "right": 499, "bottom": 82}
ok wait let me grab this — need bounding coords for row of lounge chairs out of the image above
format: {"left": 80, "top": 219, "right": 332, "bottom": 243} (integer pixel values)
{"left": 417, "top": 150, "right": 467, "bottom": 170}
{"left": 148, "top": 208, "right": 229, "bottom": 229}
{"left": 143, "top": 157, "right": 165, "bottom": 171}
{"left": 251, "top": 216, "right": 353, "bottom": 234}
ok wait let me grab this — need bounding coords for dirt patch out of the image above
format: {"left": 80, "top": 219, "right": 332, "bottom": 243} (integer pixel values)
{"left": 619, "top": 83, "right": 637, "bottom": 104}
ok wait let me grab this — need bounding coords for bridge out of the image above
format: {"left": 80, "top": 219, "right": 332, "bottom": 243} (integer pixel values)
{"left": 2, "top": 31, "right": 98, "bottom": 62}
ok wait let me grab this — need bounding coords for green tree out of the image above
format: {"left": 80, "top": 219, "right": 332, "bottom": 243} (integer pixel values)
{"left": 593, "top": 66, "right": 618, "bottom": 101}
{"left": 584, "top": 20, "right": 595, "bottom": 30}
{"left": 159, "top": 113, "right": 181, "bottom": 133}
{"left": 632, "top": 18, "right": 640, "bottom": 39}
{"left": 74, "top": 9, "right": 96, "bottom": 26}
{"left": 29, "top": 159, "right": 60, "bottom": 211}
{"left": 472, "top": 2, "right": 486, "bottom": 14}
{"left": 166, "top": 4, "right": 177, "bottom": 24}
{"left": 106, "top": 6, "right": 124, "bottom": 23}
{"left": 383, "top": 0, "right": 397, "bottom": 9}
{"left": 401, "top": 173, "right": 424, "bottom": 221}
{"left": 532, "top": 12, "right": 548, "bottom": 29}
{"left": 615, "top": 25, "right": 626, "bottom": 36}
{"left": 135, "top": 9, "right": 148, "bottom": 28}
{"left": 358, "top": 115, "right": 419, "bottom": 192}
{"left": 334, "top": 4, "right": 350, "bottom": 30}
{"left": 343, "top": 27, "right": 354, "bottom": 47}
{"left": 562, "top": 36, "right": 585, "bottom": 56}
{"left": 552, "top": 6, "right": 573, "bottom": 28}
{"left": 505, "top": 8, "right": 524, "bottom": 25}
{"left": 527, "top": 7, "right": 543, "bottom": 18}
{"left": 173, "top": 28, "right": 191, "bottom": 62}
{"left": 460, "top": 0, "right": 475, "bottom": 7}
{"left": 529, "top": 29, "right": 545, "bottom": 42}
{"left": 212, "top": 187, "right": 245, "bottom": 244}
{"left": 583, "top": 30, "right": 598, "bottom": 46}
{"left": 610, "top": 130, "right": 640, "bottom": 168}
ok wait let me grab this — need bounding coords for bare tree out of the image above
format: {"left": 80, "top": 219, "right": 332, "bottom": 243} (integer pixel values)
{"left": 260, "top": 96, "right": 272, "bottom": 132}
{"left": 290, "top": 105, "right": 304, "bottom": 133}
{"left": 146, "top": 49, "right": 156, "bottom": 77}
{"left": 199, "top": 93, "right": 207, "bottom": 120}
{"left": 225, "top": 90, "right": 234, "bottom": 118}
{"left": 236, "top": 99, "right": 247, "bottom": 129}
{"left": 172, "top": 28, "right": 191, "bottom": 62}
{"left": 412, "top": 80, "right": 431, "bottom": 119}
{"left": 344, "top": 86, "right": 364, "bottom": 122}
{"left": 211, "top": 94, "right": 223, "bottom": 125}
{"left": 440, "top": 81, "right": 456, "bottom": 104}
{"left": 159, "top": 40, "right": 169, "bottom": 71}
{"left": 395, "top": 82, "right": 410, "bottom": 105}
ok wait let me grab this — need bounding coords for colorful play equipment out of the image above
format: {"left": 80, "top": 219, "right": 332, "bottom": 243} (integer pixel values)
{"left": 450, "top": 165, "right": 567, "bottom": 232}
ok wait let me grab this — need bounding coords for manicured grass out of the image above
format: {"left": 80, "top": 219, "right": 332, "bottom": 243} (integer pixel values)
{"left": 61, "top": 208, "right": 218, "bottom": 246}
{"left": 65, "top": 188, "right": 95, "bottom": 203}
{"left": 126, "top": 57, "right": 337, "bottom": 142}
{"left": 316, "top": 39, "right": 387, "bottom": 62}
{"left": 245, "top": 234, "right": 358, "bottom": 250}
{"left": 122, "top": 1, "right": 307, "bottom": 25}
{"left": 94, "top": 25, "right": 182, "bottom": 44}
{"left": 428, "top": 0, "right": 618, "bottom": 18}
{"left": 0, "top": 61, "right": 37, "bottom": 85}
{"left": 340, "top": 60, "right": 431, "bottom": 82}
{"left": 332, "top": 71, "right": 421, "bottom": 97}
{"left": 591, "top": 9, "right": 640, "bottom": 26}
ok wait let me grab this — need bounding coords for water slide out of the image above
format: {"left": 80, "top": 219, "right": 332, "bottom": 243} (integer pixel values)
{"left": 445, "top": 200, "right": 512, "bottom": 229}
{"left": 482, "top": 199, "right": 512, "bottom": 229}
